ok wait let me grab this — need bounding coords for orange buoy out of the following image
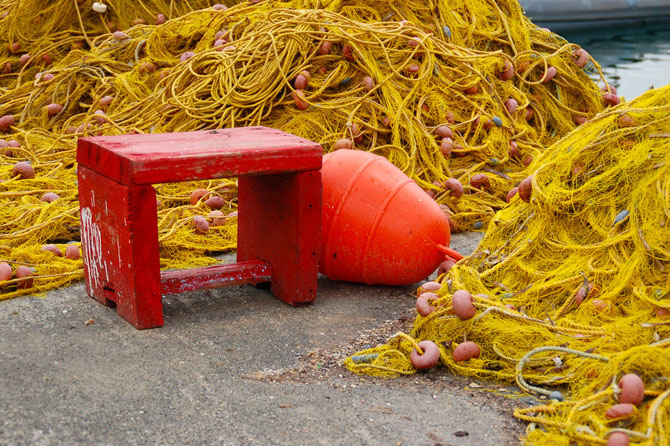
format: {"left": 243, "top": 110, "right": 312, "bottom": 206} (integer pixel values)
{"left": 320, "top": 149, "right": 460, "bottom": 285}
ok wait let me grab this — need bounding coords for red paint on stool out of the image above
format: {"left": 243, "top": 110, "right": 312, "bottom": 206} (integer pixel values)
{"left": 77, "top": 127, "right": 322, "bottom": 329}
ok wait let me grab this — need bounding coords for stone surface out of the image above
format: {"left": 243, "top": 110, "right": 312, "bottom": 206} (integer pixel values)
{"left": 0, "top": 232, "right": 528, "bottom": 445}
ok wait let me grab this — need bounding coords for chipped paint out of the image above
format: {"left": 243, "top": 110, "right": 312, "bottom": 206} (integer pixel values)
{"left": 159, "top": 261, "right": 272, "bottom": 295}
{"left": 80, "top": 207, "right": 106, "bottom": 289}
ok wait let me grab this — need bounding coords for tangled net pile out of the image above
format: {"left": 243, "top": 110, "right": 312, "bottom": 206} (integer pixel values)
{"left": 345, "top": 85, "right": 670, "bottom": 445}
{"left": 0, "top": 0, "right": 611, "bottom": 300}
{"left": 1, "top": 1, "right": 666, "bottom": 444}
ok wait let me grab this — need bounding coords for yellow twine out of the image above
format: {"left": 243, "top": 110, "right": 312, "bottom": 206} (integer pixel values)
{"left": 346, "top": 85, "right": 670, "bottom": 445}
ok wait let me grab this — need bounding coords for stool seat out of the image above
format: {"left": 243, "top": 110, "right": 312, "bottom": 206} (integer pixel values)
{"left": 77, "top": 127, "right": 322, "bottom": 185}
{"left": 77, "top": 127, "right": 322, "bottom": 329}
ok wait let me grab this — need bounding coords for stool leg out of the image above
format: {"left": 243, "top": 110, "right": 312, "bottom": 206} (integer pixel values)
{"left": 78, "top": 166, "right": 163, "bottom": 329}
{"left": 237, "top": 171, "right": 321, "bottom": 305}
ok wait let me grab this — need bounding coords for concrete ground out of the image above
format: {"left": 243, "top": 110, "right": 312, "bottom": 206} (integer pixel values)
{"left": 0, "top": 233, "right": 529, "bottom": 446}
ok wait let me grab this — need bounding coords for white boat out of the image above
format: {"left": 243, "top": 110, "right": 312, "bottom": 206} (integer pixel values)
{"left": 520, "top": 0, "right": 670, "bottom": 31}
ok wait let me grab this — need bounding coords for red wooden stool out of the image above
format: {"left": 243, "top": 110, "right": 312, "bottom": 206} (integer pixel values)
{"left": 76, "top": 127, "right": 322, "bottom": 329}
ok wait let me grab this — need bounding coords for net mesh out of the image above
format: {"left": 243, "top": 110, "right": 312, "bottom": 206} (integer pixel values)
{"left": 1, "top": 0, "right": 608, "bottom": 300}
{"left": 3, "top": 2, "right": 665, "bottom": 444}
{"left": 345, "top": 85, "right": 670, "bottom": 445}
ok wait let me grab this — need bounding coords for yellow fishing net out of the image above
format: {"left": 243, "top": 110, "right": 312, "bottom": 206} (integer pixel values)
{"left": 1, "top": 0, "right": 608, "bottom": 300}
{"left": 0, "top": 0, "right": 218, "bottom": 55}
{"left": 345, "top": 85, "right": 670, "bottom": 445}
{"left": 1, "top": 1, "right": 666, "bottom": 444}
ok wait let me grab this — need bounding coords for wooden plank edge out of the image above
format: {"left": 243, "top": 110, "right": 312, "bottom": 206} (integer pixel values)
{"left": 160, "top": 260, "right": 272, "bottom": 295}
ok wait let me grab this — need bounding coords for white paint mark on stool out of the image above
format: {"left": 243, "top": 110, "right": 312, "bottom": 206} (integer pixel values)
{"left": 81, "top": 207, "right": 105, "bottom": 289}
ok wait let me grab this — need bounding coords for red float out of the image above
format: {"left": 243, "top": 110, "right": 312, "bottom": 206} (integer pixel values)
{"left": 320, "top": 149, "right": 459, "bottom": 285}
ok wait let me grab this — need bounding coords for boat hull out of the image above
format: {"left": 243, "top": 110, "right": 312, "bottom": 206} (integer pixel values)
{"left": 520, "top": 0, "right": 670, "bottom": 31}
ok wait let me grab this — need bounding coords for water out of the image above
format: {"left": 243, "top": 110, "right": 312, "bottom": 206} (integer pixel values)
{"left": 560, "top": 24, "right": 670, "bottom": 100}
